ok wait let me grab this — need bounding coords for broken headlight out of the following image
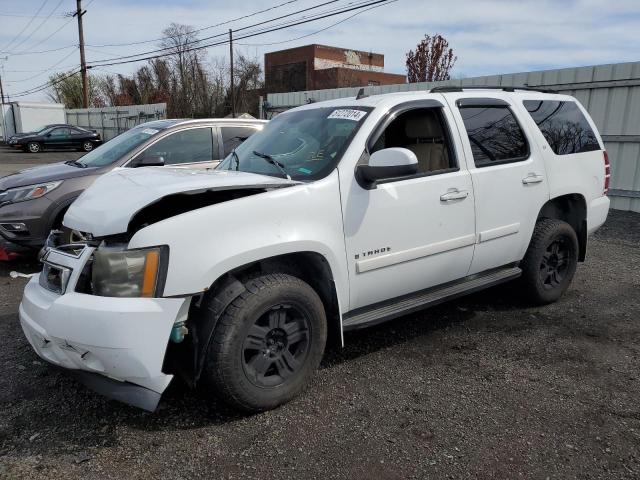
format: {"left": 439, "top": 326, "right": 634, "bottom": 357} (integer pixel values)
{"left": 91, "top": 246, "right": 167, "bottom": 297}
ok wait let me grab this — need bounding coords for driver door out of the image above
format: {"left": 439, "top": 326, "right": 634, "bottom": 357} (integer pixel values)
{"left": 342, "top": 103, "right": 476, "bottom": 310}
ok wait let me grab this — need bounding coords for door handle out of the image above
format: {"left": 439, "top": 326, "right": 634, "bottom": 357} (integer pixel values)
{"left": 522, "top": 173, "right": 544, "bottom": 184}
{"left": 440, "top": 189, "right": 469, "bottom": 202}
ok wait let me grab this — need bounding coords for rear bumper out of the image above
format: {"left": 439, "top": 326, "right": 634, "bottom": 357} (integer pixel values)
{"left": 19, "top": 276, "right": 191, "bottom": 410}
{"left": 587, "top": 195, "right": 610, "bottom": 234}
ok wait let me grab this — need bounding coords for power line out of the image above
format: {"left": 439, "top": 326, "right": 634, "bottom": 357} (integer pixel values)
{"left": 5, "top": 0, "right": 65, "bottom": 54}
{"left": 9, "top": 0, "right": 95, "bottom": 55}
{"left": 86, "top": 0, "right": 342, "bottom": 64}
{"left": 0, "top": 12, "right": 66, "bottom": 19}
{"left": 0, "top": 0, "right": 50, "bottom": 53}
{"left": 237, "top": 0, "right": 397, "bottom": 47}
{"left": 89, "top": 0, "right": 394, "bottom": 68}
{"left": 87, "top": 0, "right": 374, "bottom": 66}
{"left": 5, "top": 48, "right": 77, "bottom": 84}
{"left": 6, "top": 68, "right": 81, "bottom": 99}
{"left": 86, "top": 0, "right": 303, "bottom": 48}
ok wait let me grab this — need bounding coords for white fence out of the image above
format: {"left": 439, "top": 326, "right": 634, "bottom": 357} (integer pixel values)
{"left": 65, "top": 103, "right": 167, "bottom": 141}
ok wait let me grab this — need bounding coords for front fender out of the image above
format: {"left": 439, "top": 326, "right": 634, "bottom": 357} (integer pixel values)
{"left": 128, "top": 170, "right": 350, "bottom": 310}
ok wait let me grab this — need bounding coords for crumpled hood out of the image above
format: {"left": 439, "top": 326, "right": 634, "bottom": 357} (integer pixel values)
{"left": 64, "top": 167, "right": 298, "bottom": 236}
{"left": 0, "top": 161, "right": 98, "bottom": 190}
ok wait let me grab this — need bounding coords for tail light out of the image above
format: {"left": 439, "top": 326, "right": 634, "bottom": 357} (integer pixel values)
{"left": 603, "top": 151, "right": 611, "bottom": 196}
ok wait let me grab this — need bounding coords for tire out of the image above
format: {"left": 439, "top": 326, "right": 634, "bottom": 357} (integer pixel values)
{"left": 26, "top": 142, "right": 41, "bottom": 153}
{"left": 520, "top": 218, "right": 579, "bottom": 305}
{"left": 202, "top": 273, "right": 327, "bottom": 412}
{"left": 81, "top": 141, "right": 93, "bottom": 152}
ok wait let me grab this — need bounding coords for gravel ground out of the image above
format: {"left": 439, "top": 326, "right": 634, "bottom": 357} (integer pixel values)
{"left": 0, "top": 146, "right": 84, "bottom": 177}
{"left": 0, "top": 163, "right": 638, "bottom": 478}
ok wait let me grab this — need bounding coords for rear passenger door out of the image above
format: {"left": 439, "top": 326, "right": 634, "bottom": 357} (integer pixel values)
{"left": 445, "top": 93, "right": 550, "bottom": 274}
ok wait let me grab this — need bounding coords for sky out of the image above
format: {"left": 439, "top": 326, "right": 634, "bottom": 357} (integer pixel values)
{"left": 1, "top": 0, "right": 639, "bottom": 102}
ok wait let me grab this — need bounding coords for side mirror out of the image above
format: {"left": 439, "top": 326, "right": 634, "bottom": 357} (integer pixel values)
{"left": 135, "top": 155, "right": 165, "bottom": 167}
{"left": 46, "top": 133, "right": 52, "bottom": 137}
{"left": 356, "top": 148, "right": 418, "bottom": 189}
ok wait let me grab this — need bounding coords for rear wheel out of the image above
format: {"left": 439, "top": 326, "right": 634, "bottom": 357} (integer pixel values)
{"left": 520, "top": 218, "right": 579, "bottom": 305}
{"left": 81, "top": 141, "right": 93, "bottom": 152}
{"left": 201, "top": 273, "right": 327, "bottom": 412}
{"left": 26, "top": 142, "right": 40, "bottom": 153}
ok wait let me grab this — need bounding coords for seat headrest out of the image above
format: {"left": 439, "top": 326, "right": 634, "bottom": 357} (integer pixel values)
{"left": 405, "top": 111, "right": 443, "bottom": 138}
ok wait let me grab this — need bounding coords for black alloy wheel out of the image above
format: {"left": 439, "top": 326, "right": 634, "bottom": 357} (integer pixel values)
{"left": 242, "top": 304, "right": 310, "bottom": 388}
{"left": 539, "top": 237, "right": 571, "bottom": 290}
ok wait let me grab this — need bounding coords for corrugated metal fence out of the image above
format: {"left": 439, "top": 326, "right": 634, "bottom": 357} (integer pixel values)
{"left": 263, "top": 61, "right": 640, "bottom": 213}
{"left": 65, "top": 103, "right": 167, "bottom": 141}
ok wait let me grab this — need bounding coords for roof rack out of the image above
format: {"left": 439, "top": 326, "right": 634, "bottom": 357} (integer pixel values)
{"left": 430, "top": 85, "right": 556, "bottom": 94}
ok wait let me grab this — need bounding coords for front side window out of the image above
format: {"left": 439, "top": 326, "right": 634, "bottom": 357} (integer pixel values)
{"left": 217, "top": 107, "right": 371, "bottom": 181}
{"left": 221, "top": 126, "right": 260, "bottom": 156}
{"left": 523, "top": 100, "right": 600, "bottom": 155}
{"left": 370, "top": 107, "right": 455, "bottom": 174}
{"left": 50, "top": 128, "right": 70, "bottom": 137}
{"left": 78, "top": 126, "right": 161, "bottom": 167}
{"left": 141, "top": 127, "right": 213, "bottom": 165}
{"left": 460, "top": 106, "right": 528, "bottom": 167}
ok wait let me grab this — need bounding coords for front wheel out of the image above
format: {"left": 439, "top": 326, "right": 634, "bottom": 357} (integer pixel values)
{"left": 201, "top": 273, "right": 327, "bottom": 412}
{"left": 520, "top": 218, "right": 579, "bottom": 305}
{"left": 26, "top": 142, "right": 41, "bottom": 153}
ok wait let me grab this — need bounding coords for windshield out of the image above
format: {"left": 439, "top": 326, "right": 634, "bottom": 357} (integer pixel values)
{"left": 217, "top": 106, "right": 371, "bottom": 180}
{"left": 77, "top": 126, "right": 161, "bottom": 167}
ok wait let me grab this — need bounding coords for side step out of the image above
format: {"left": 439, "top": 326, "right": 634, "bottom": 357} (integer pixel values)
{"left": 342, "top": 266, "right": 522, "bottom": 331}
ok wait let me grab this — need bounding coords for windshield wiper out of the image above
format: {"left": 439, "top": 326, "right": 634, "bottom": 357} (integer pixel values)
{"left": 65, "top": 160, "right": 87, "bottom": 168}
{"left": 252, "top": 150, "right": 291, "bottom": 180}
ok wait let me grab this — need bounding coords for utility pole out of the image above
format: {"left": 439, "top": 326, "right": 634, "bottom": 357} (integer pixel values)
{"left": 74, "top": 0, "right": 89, "bottom": 108}
{"left": 229, "top": 29, "right": 235, "bottom": 118}
{"left": 0, "top": 57, "right": 7, "bottom": 143}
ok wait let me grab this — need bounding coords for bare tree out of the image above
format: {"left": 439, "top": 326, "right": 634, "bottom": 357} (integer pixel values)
{"left": 406, "top": 34, "right": 457, "bottom": 83}
{"left": 47, "top": 71, "right": 105, "bottom": 108}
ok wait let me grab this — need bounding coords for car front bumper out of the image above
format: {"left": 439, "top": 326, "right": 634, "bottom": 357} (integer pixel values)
{"left": 19, "top": 246, "right": 191, "bottom": 410}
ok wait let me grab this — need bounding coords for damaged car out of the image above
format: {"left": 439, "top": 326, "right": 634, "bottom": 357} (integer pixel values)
{"left": 19, "top": 87, "right": 610, "bottom": 412}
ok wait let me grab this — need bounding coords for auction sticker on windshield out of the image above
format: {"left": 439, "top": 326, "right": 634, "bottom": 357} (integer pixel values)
{"left": 327, "top": 109, "right": 368, "bottom": 121}
{"left": 141, "top": 128, "right": 159, "bottom": 135}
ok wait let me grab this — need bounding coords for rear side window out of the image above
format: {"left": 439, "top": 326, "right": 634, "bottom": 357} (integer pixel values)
{"left": 221, "top": 126, "right": 260, "bottom": 156}
{"left": 142, "top": 127, "right": 213, "bottom": 165}
{"left": 459, "top": 106, "right": 528, "bottom": 167}
{"left": 523, "top": 100, "right": 600, "bottom": 155}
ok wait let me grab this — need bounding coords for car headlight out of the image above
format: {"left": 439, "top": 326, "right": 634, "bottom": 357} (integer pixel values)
{"left": 0, "top": 181, "right": 63, "bottom": 205}
{"left": 91, "top": 246, "right": 167, "bottom": 297}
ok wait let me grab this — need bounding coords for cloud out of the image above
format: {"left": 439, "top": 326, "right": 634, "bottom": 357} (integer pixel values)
{"left": 1, "top": 0, "right": 638, "bottom": 101}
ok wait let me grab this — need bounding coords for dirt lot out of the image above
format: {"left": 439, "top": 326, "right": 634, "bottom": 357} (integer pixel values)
{"left": 0, "top": 149, "right": 639, "bottom": 479}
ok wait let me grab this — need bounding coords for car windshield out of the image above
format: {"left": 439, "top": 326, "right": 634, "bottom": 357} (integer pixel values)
{"left": 217, "top": 106, "right": 372, "bottom": 180}
{"left": 77, "top": 126, "right": 161, "bottom": 167}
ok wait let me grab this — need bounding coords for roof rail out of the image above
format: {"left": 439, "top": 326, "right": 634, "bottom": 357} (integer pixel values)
{"left": 430, "top": 85, "right": 556, "bottom": 94}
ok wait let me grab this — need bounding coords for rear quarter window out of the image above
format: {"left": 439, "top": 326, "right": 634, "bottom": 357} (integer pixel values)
{"left": 523, "top": 100, "right": 600, "bottom": 155}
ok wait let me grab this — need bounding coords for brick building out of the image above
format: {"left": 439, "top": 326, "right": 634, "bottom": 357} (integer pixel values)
{"left": 264, "top": 44, "right": 406, "bottom": 94}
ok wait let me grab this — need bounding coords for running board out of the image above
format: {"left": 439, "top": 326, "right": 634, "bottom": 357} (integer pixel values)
{"left": 342, "top": 266, "right": 522, "bottom": 331}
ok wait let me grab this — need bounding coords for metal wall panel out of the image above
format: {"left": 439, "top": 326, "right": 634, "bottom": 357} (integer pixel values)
{"left": 264, "top": 61, "right": 640, "bottom": 212}
{"left": 65, "top": 103, "right": 167, "bottom": 141}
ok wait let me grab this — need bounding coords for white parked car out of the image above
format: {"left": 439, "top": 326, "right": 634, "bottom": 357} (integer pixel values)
{"left": 19, "top": 87, "right": 610, "bottom": 412}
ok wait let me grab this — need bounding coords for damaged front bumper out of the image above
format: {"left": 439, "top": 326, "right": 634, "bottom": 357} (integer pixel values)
{"left": 19, "top": 242, "right": 191, "bottom": 411}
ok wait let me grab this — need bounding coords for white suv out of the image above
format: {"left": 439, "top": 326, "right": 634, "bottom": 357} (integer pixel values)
{"left": 19, "top": 87, "right": 610, "bottom": 412}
